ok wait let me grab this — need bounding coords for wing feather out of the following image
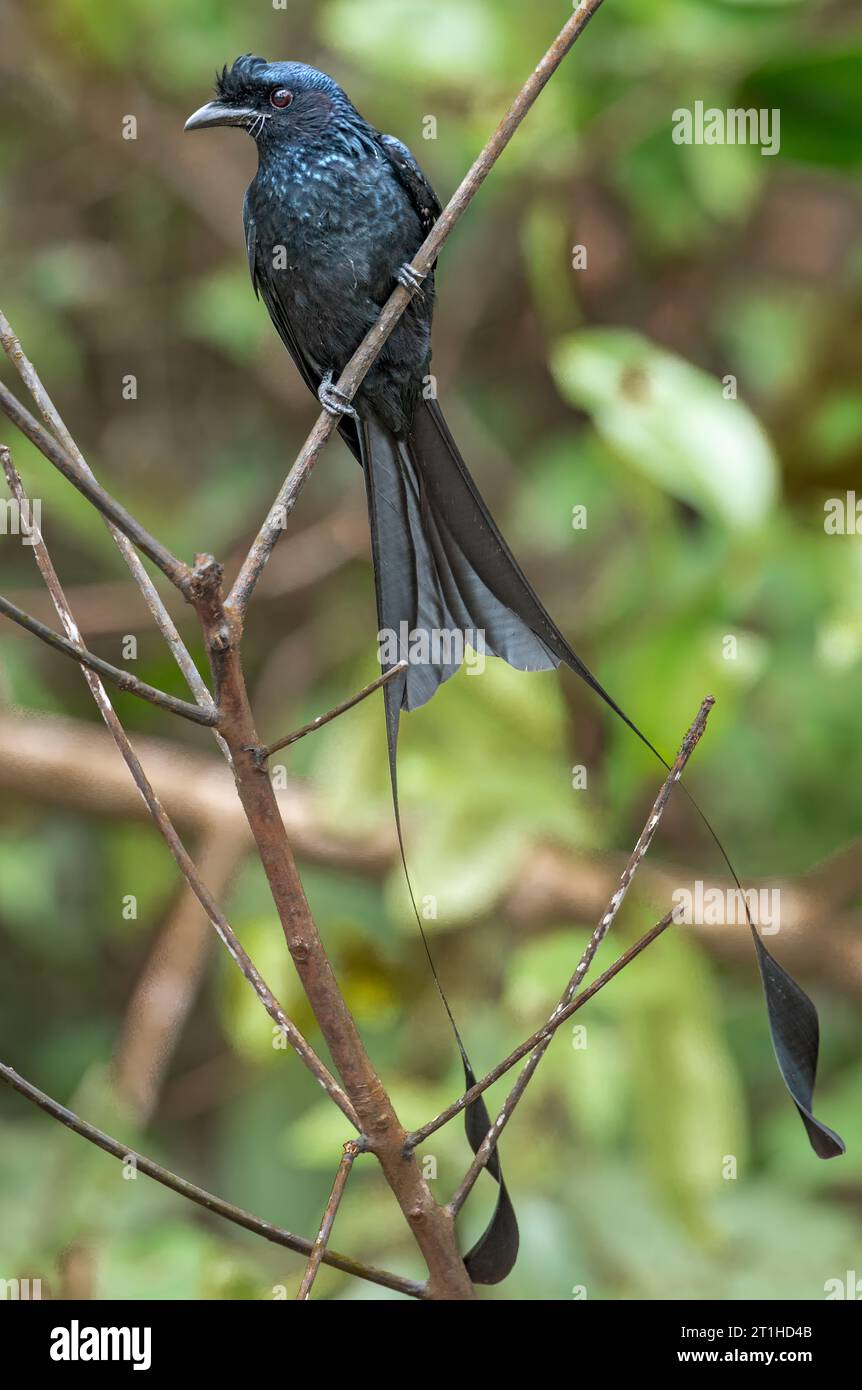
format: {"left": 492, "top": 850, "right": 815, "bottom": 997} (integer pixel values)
{"left": 243, "top": 190, "right": 362, "bottom": 459}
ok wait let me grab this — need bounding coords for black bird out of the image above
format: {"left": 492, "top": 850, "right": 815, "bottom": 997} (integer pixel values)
{"left": 185, "top": 56, "right": 639, "bottom": 725}
{"left": 184, "top": 55, "right": 842, "bottom": 1262}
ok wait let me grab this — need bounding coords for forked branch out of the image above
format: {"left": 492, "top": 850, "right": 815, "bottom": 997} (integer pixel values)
{"left": 406, "top": 911, "right": 675, "bottom": 1150}
{"left": 1, "top": 447, "right": 357, "bottom": 1129}
{"left": 447, "top": 698, "right": 713, "bottom": 1215}
{"left": 0, "top": 309, "right": 214, "bottom": 718}
{"left": 0, "top": 591, "right": 216, "bottom": 727}
{"left": 0, "top": 1064, "right": 422, "bottom": 1300}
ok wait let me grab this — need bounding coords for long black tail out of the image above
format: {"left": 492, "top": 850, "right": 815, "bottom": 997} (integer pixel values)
{"left": 359, "top": 407, "right": 519, "bottom": 1284}
{"left": 359, "top": 398, "right": 842, "bottom": 1265}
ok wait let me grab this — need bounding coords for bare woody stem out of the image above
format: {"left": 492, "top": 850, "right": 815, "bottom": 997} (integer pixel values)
{"left": 190, "top": 554, "right": 474, "bottom": 1299}
{"left": 2, "top": 448, "right": 356, "bottom": 1130}
{"left": 0, "top": 592, "right": 217, "bottom": 727}
{"left": 0, "top": 1064, "right": 424, "bottom": 1300}
{"left": 260, "top": 662, "right": 407, "bottom": 760}
{"left": 297, "top": 1141, "right": 360, "bottom": 1300}
{"left": 226, "top": 0, "right": 607, "bottom": 619}
{"left": 448, "top": 698, "right": 714, "bottom": 1216}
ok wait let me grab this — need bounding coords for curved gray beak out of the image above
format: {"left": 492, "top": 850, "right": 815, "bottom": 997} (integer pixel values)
{"left": 184, "top": 101, "right": 256, "bottom": 132}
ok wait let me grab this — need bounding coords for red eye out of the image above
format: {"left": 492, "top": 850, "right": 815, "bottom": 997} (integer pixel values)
{"left": 270, "top": 88, "right": 293, "bottom": 109}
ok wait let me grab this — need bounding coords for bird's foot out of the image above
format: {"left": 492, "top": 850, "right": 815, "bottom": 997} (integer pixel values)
{"left": 396, "top": 263, "right": 426, "bottom": 299}
{"left": 317, "top": 371, "right": 358, "bottom": 420}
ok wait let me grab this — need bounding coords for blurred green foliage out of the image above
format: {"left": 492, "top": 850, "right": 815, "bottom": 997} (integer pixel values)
{"left": 1, "top": 0, "right": 860, "bottom": 1300}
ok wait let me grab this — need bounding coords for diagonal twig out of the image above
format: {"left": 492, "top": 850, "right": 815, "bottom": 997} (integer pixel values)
{"left": 0, "top": 309, "right": 214, "bottom": 715}
{"left": 1, "top": 446, "right": 359, "bottom": 1130}
{"left": 448, "top": 697, "right": 714, "bottom": 1215}
{"left": 0, "top": 1064, "right": 422, "bottom": 1300}
{"left": 0, "top": 593, "right": 217, "bottom": 726}
{"left": 297, "top": 1141, "right": 361, "bottom": 1300}
{"left": 560, "top": 696, "right": 714, "bottom": 995}
{"left": 259, "top": 662, "right": 407, "bottom": 761}
{"left": 0, "top": 379, "right": 191, "bottom": 594}
{"left": 226, "top": 0, "right": 607, "bottom": 619}
{"left": 406, "top": 911, "right": 674, "bottom": 1151}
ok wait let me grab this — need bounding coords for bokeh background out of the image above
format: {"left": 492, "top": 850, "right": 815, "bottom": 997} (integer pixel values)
{"left": 1, "top": 0, "right": 861, "bottom": 1300}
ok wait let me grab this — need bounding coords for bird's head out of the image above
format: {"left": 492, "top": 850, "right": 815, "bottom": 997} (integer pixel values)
{"left": 184, "top": 55, "right": 356, "bottom": 147}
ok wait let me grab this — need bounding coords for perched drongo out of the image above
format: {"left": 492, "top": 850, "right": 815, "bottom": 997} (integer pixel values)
{"left": 184, "top": 57, "right": 843, "bottom": 1204}
{"left": 184, "top": 56, "right": 645, "bottom": 732}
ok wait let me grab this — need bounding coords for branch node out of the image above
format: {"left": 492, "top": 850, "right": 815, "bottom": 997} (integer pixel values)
{"left": 244, "top": 742, "right": 269, "bottom": 771}
{"left": 192, "top": 552, "right": 223, "bottom": 587}
{"left": 189, "top": 554, "right": 225, "bottom": 616}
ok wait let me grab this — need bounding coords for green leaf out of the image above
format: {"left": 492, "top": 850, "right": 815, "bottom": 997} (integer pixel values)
{"left": 739, "top": 47, "right": 862, "bottom": 169}
{"left": 552, "top": 328, "right": 778, "bottom": 528}
{"left": 321, "top": 0, "right": 506, "bottom": 87}
{"left": 621, "top": 931, "right": 747, "bottom": 1237}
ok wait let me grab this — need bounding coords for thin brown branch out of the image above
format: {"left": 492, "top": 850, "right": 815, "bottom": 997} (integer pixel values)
{"left": 406, "top": 911, "right": 674, "bottom": 1151}
{"left": 0, "top": 1064, "right": 424, "bottom": 1300}
{"left": 190, "top": 553, "right": 475, "bottom": 1299}
{"left": 3, "top": 707, "right": 855, "bottom": 992}
{"left": 0, "top": 591, "right": 217, "bottom": 727}
{"left": 0, "top": 378, "right": 192, "bottom": 594}
{"left": 2, "top": 448, "right": 359, "bottom": 1131}
{"left": 563, "top": 696, "right": 714, "bottom": 990}
{"left": 0, "top": 309, "right": 214, "bottom": 717}
{"left": 260, "top": 662, "right": 408, "bottom": 760}
{"left": 448, "top": 697, "right": 714, "bottom": 1215}
{"left": 297, "top": 1141, "right": 360, "bottom": 1300}
{"left": 226, "top": 0, "right": 607, "bottom": 619}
